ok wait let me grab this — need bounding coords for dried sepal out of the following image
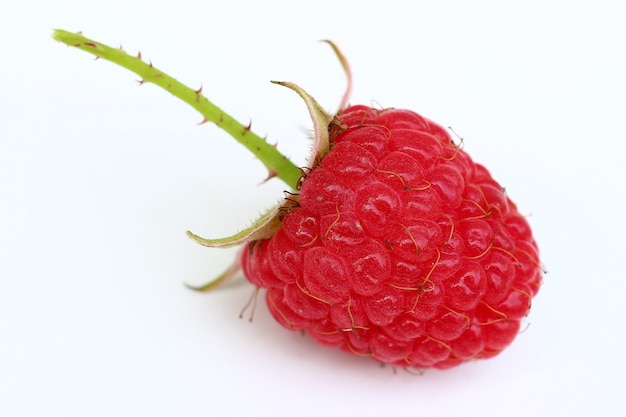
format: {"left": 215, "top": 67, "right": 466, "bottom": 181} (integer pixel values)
{"left": 186, "top": 204, "right": 284, "bottom": 248}
{"left": 321, "top": 40, "right": 353, "bottom": 111}
{"left": 271, "top": 81, "right": 334, "bottom": 168}
{"left": 184, "top": 253, "right": 242, "bottom": 292}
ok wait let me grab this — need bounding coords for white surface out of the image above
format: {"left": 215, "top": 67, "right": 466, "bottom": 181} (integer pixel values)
{"left": 2, "top": 1, "right": 625, "bottom": 416}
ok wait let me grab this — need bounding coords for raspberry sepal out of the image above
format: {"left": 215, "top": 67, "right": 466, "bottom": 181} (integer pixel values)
{"left": 271, "top": 81, "right": 334, "bottom": 168}
{"left": 186, "top": 204, "right": 283, "bottom": 248}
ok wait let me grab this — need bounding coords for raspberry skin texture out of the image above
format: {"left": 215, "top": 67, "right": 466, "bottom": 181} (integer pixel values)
{"left": 241, "top": 105, "right": 542, "bottom": 370}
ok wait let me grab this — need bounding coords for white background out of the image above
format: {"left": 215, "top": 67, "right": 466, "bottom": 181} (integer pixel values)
{"left": 2, "top": 1, "right": 625, "bottom": 416}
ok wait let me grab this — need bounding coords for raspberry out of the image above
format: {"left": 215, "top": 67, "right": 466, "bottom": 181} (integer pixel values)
{"left": 241, "top": 106, "right": 542, "bottom": 369}
{"left": 54, "top": 32, "right": 543, "bottom": 370}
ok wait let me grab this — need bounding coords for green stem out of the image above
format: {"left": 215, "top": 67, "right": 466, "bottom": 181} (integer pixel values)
{"left": 52, "top": 29, "right": 301, "bottom": 190}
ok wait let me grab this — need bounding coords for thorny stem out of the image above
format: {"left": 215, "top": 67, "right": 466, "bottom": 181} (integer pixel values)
{"left": 52, "top": 29, "right": 302, "bottom": 190}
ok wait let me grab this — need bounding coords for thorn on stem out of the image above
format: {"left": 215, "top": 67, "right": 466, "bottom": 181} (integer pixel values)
{"left": 194, "top": 85, "right": 203, "bottom": 103}
{"left": 261, "top": 170, "right": 278, "bottom": 184}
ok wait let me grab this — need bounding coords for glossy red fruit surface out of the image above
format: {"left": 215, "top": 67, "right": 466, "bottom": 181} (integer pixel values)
{"left": 242, "top": 105, "right": 542, "bottom": 369}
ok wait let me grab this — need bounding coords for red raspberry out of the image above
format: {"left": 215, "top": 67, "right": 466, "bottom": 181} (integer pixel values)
{"left": 54, "top": 32, "right": 543, "bottom": 370}
{"left": 241, "top": 105, "right": 542, "bottom": 369}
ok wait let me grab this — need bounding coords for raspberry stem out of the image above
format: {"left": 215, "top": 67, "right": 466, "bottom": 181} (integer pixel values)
{"left": 52, "top": 29, "right": 302, "bottom": 190}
